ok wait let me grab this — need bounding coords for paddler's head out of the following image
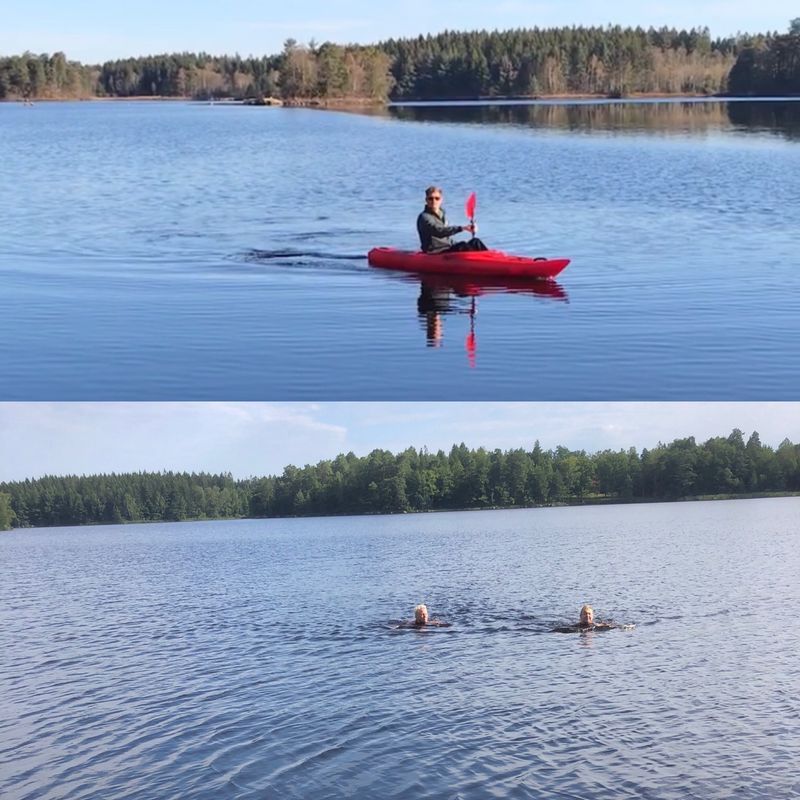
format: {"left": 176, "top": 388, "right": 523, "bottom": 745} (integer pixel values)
{"left": 414, "top": 604, "right": 429, "bottom": 625}
{"left": 425, "top": 186, "right": 443, "bottom": 212}
{"left": 579, "top": 605, "right": 594, "bottom": 626}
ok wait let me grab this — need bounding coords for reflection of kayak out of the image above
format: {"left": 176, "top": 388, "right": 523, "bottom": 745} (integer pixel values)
{"left": 368, "top": 247, "right": 570, "bottom": 279}
{"left": 419, "top": 273, "right": 568, "bottom": 301}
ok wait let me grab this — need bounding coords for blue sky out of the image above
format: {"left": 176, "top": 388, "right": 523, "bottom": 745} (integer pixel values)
{"left": 1, "top": 403, "right": 797, "bottom": 482}
{"left": 1, "top": 1, "right": 795, "bottom": 62}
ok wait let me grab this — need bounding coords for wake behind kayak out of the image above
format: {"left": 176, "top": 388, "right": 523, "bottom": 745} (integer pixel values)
{"left": 367, "top": 247, "right": 570, "bottom": 280}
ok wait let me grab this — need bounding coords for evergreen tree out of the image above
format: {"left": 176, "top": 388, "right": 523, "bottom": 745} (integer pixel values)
{"left": 0, "top": 492, "right": 14, "bottom": 530}
{"left": 0, "top": 430, "right": 796, "bottom": 528}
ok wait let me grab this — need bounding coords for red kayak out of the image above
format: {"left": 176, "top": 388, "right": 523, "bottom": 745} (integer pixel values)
{"left": 367, "top": 247, "right": 570, "bottom": 279}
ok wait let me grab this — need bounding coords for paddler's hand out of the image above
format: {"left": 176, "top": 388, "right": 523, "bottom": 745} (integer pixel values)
{"left": 463, "top": 223, "right": 477, "bottom": 234}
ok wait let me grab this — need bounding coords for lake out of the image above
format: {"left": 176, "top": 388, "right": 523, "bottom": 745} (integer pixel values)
{"left": 1, "top": 497, "right": 798, "bottom": 799}
{"left": 1, "top": 98, "right": 799, "bottom": 400}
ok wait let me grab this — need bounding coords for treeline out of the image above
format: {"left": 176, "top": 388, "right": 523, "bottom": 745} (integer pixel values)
{"left": 2, "top": 430, "right": 799, "bottom": 530}
{"left": 98, "top": 52, "right": 279, "bottom": 99}
{"left": 0, "top": 43, "right": 392, "bottom": 101}
{"left": 2, "top": 472, "right": 245, "bottom": 529}
{"left": 728, "top": 28, "right": 800, "bottom": 95}
{"left": 382, "top": 26, "right": 743, "bottom": 99}
{"left": 0, "top": 52, "right": 97, "bottom": 99}
{"left": 0, "top": 24, "right": 769, "bottom": 102}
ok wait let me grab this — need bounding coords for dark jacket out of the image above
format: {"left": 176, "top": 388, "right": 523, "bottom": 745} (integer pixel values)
{"left": 417, "top": 207, "right": 463, "bottom": 253}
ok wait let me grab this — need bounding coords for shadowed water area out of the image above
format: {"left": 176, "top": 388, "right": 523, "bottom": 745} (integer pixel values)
{"left": 1, "top": 497, "right": 799, "bottom": 799}
{"left": 1, "top": 98, "right": 800, "bottom": 399}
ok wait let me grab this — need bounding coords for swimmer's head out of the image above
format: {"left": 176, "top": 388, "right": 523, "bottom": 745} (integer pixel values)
{"left": 414, "top": 604, "right": 429, "bottom": 625}
{"left": 580, "top": 604, "right": 594, "bottom": 626}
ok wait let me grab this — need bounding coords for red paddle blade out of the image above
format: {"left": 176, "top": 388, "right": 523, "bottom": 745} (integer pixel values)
{"left": 465, "top": 191, "right": 477, "bottom": 220}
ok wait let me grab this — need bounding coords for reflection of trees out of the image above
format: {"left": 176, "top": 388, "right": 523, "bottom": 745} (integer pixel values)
{"left": 726, "top": 100, "right": 800, "bottom": 141}
{"left": 352, "top": 99, "right": 800, "bottom": 140}
{"left": 385, "top": 101, "right": 730, "bottom": 134}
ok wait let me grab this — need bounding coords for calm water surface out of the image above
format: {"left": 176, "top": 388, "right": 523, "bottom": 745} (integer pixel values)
{"left": 1, "top": 99, "right": 799, "bottom": 399}
{"left": 2, "top": 498, "right": 799, "bottom": 799}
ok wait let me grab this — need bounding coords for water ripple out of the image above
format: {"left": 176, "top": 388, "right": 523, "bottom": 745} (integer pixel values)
{"left": 2, "top": 500, "right": 799, "bottom": 798}
{"left": 2, "top": 101, "right": 800, "bottom": 398}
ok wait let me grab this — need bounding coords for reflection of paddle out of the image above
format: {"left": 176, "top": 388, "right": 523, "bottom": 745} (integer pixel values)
{"left": 466, "top": 296, "right": 477, "bottom": 368}
{"left": 465, "top": 192, "right": 476, "bottom": 239}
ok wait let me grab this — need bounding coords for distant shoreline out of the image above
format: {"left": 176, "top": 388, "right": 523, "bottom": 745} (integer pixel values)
{"left": 5, "top": 93, "right": 798, "bottom": 109}
{"left": 0, "top": 91, "right": 729, "bottom": 106}
{"left": 5, "top": 491, "right": 798, "bottom": 533}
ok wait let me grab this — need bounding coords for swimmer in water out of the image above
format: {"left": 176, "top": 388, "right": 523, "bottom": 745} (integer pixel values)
{"left": 553, "top": 604, "right": 615, "bottom": 633}
{"left": 399, "top": 603, "right": 451, "bottom": 628}
{"left": 578, "top": 604, "right": 613, "bottom": 630}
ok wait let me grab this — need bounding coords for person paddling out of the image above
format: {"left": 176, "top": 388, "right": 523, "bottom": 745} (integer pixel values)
{"left": 417, "top": 186, "right": 488, "bottom": 254}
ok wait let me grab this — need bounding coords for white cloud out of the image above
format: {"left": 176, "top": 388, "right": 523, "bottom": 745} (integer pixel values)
{"left": 329, "top": 402, "right": 800, "bottom": 457}
{"left": 0, "top": 403, "right": 347, "bottom": 482}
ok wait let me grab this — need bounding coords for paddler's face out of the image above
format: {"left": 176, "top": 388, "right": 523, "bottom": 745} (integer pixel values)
{"left": 426, "top": 192, "right": 442, "bottom": 211}
{"left": 580, "top": 607, "right": 594, "bottom": 626}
